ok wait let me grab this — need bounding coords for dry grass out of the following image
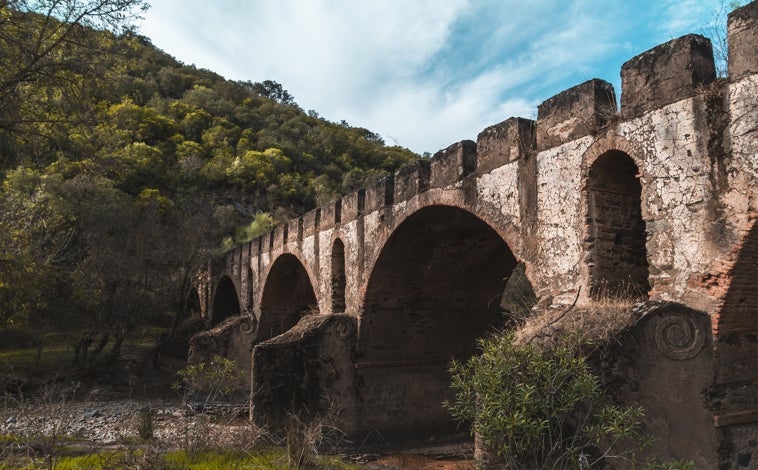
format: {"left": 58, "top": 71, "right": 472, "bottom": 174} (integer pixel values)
{"left": 512, "top": 293, "right": 641, "bottom": 352}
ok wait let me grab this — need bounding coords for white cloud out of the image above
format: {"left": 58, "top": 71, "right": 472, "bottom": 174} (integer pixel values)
{"left": 657, "top": 0, "right": 722, "bottom": 39}
{"left": 138, "top": 0, "right": 724, "bottom": 154}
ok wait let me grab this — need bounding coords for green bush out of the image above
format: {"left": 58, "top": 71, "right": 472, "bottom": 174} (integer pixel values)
{"left": 446, "top": 333, "right": 646, "bottom": 469}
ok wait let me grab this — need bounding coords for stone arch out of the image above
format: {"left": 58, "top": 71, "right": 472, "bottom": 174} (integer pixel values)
{"left": 258, "top": 253, "right": 318, "bottom": 341}
{"left": 584, "top": 149, "right": 650, "bottom": 298}
{"left": 360, "top": 197, "right": 527, "bottom": 302}
{"left": 356, "top": 205, "right": 519, "bottom": 439}
{"left": 331, "top": 238, "right": 346, "bottom": 313}
{"left": 211, "top": 275, "right": 241, "bottom": 327}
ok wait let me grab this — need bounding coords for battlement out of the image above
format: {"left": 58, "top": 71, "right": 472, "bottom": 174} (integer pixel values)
{"left": 728, "top": 1, "right": 758, "bottom": 80}
{"left": 621, "top": 34, "right": 715, "bottom": 119}
{"left": 248, "top": 10, "right": 757, "bottom": 253}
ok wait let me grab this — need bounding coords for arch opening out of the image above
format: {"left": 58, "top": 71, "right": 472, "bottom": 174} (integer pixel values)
{"left": 586, "top": 151, "right": 649, "bottom": 299}
{"left": 358, "top": 205, "right": 518, "bottom": 439}
{"left": 246, "top": 267, "right": 254, "bottom": 314}
{"left": 186, "top": 287, "right": 201, "bottom": 316}
{"left": 259, "top": 254, "right": 317, "bottom": 341}
{"left": 331, "top": 239, "right": 346, "bottom": 313}
{"left": 211, "top": 276, "right": 240, "bottom": 327}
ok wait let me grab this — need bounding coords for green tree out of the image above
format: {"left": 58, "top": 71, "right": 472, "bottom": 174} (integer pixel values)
{"left": 0, "top": 0, "right": 149, "bottom": 168}
{"left": 248, "top": 80, "right": 296, "bottom": 105}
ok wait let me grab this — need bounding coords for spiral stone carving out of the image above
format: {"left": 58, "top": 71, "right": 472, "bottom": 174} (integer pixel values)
{"left": 331, "top": 317, "right": 355, "bottom": 340}
{"left": 654, "top": 313, "right": 704, "bottom": 360}
{"left": 239, "top": 315, "right": 257, "bottom": 335}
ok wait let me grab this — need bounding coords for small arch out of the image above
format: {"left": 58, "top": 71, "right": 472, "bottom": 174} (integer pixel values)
{"left": 259, "top": 254, "right": 317, "bottom": 341}
{"left": 211, "top": 276, "right": 241, "bottom": 326}
{"left": 331, "top": 239, "right": 346, "bottom": 313}
{"left": 186, "top": 287, "right": 202, "bottom": 316}
{"left": 246, "top": 267, "right": 254, "bottom": 313}
{"left": 585, "top": 150, "right": 650, "bottom": 298}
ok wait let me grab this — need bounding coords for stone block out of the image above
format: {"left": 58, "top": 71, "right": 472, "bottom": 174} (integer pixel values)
{"left": 287, "top": 218, "right": 300, "bottom": 242}
{"left": 430, "top": 140, "right": 476, "bottom": 188}
{"left": 621, "top": 34, "right": 715, "bottom": 120}
{"left": 320, "top": 200, "right": 341, "bottom": 228}
{"left": 272, "top": 225, "right": 283, "bottom": 250}
{"left": 536, "top": 79, "right": 616, "bottom": 151}
{"left": 393, "top": 159, "right": 431, "bottom": 203}
{"left": 341, "top": 188, "right": 365, "bottom": 223}
{"left": 729, "top": 1, "right": 758, "bottom": 81}
{"left": 365, "top": 175, "right": 394, "bottom": 213}
{"left": 302, "top": 209, "right": 320, "bottom": 239}
{"left": 477, "top": 117, "right": 536, "bottom": 174}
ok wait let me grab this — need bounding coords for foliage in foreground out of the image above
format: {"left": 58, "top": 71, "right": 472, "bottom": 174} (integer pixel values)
{"left": 446, "top": 333, "right": 652, "bottom": 469}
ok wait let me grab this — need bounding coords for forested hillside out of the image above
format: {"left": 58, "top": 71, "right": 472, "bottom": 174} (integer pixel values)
{"left": 0, "top": 1, "right": 418, "bottom": 365}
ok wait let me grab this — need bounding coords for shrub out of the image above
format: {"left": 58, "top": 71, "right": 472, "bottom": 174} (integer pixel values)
{"left": 176, "top": 355, "right": 243, "bottom": 407}
{"left": 135, "top": 409, "right": 154, "bottom": 440}
{"left": 446, "top": 333, "right": 646, "bottom": 469}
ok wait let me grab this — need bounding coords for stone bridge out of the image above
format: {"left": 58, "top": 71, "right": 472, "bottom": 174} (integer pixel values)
{"left": 190, "top": 3, "right": 758, "bottom": 467}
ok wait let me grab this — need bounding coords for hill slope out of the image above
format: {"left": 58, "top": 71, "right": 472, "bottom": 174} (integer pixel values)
{"left": 0, "top": 7, "right": 418, "bottom": 365}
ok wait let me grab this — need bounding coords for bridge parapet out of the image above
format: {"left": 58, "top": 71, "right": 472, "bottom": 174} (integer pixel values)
{"left": 476, "top": 117, "right": 535, "bottom": 174}
{"left": 729, "top": 1, "right": 758, "bottom": 80}
{"left": 341, "top": 188, "right": 365, "bottom": 224}
{"left": 621, "top": 34, "right": 716, "bottom": 120}
{"left": 320, "top": 199, "right": 340, "bottom": 230}
{"left": 536, "top": 78, "right": 617, "bottom": 151}
{"left": 365, "top": 175, "right": 394, "bottom": 212}
{"left": 393, "top": 158, "right": 431, "bottom": 204}
{"left": 430, "top": 140, "right": 477, "bottom": 188}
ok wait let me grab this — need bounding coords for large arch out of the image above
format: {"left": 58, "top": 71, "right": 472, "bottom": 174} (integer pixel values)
{"left": 211, "top": 275, "right": 241, "bottom": 327}
{"left": 258, "top": 253, "right": 317, "bottom": 341}
{"left": 356, "top": 205, "right": 518, "bottom": 439}
{"left": 585, "top": 150, "right": 649, "bottom": 298}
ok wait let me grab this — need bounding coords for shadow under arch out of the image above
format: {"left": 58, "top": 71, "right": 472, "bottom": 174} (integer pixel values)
{"left": 186, "top": 286, "right": 201, "bottom": 316}
{"left": 211, "top": 275, "right": 241, "bottom": 327}
{"left": 331, "top": 238, "right": 346, "bottom": 313}
{"left": 246, "top": 267, "right": 254, "bottom": 314}
{"left": 585, "top": 149, "right": 650, "bottom": 298}
{"left": 259, "top": 253, "right": 317, "bottom": 341}
{"left": 356, "top": 205, "right": 519, "bottom": 439}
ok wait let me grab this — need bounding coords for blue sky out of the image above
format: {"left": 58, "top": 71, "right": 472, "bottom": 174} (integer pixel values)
{"left": 138, "top": 0, "right": 731, "bottom": 155}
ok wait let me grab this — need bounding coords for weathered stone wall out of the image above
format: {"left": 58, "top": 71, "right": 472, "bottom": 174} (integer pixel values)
{"left": 606, "top": 302, "right": 717, "bottom": 467}
{"left": 193, "top": 1, "right": 758, "bottom": 465}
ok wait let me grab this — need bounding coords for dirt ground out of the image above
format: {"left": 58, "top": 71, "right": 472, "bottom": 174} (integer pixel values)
{"left": 367, "top": 454, "right": 475, "bottom": 469}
